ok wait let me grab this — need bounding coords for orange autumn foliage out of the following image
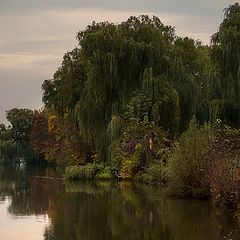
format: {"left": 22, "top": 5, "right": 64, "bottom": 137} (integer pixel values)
{"left": 31, "top": 111, "right": 85, "bottom": 166}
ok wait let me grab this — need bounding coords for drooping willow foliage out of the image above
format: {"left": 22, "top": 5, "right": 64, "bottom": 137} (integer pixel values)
{"left": 211, "top": 3, "right": 240, "bottom": 127}
{"left": 74, "top": 16, "right": 176, "bottom": 150}
{"left": 41, "top": 7, "right": 240, "bottom": 161}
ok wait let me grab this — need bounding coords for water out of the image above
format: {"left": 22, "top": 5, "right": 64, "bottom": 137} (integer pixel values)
{"left": 0, "top": 165, "right": 239, "bottom": 240}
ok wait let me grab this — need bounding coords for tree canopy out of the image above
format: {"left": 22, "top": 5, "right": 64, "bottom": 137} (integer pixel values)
{"left": 211, "top": 2, "right": 240, "bottom": 127}
{"left": 40, "top": 15, "right": 214, "bottom": 160}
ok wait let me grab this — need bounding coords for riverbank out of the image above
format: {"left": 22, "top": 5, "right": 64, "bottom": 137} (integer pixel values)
{"left": 64, "top": 122, "right": 240, "bottom": 212}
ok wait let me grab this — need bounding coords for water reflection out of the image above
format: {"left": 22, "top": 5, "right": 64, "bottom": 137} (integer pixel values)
{"left": 0, "top": 165, "right": 239, "bottom": 240}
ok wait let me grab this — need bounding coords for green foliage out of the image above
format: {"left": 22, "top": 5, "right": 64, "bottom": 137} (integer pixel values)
{"left": 107, "top": 140, "right": 123, "bottom": 170}
{"left": 168, "top": 118, "right": 213, "bottom": 198}
{"left": 108, "top": 113, "right": 167, "bottom": 179}
{"left": 134, "top": 146, "right": 172, "bottom": 184}
{"left": 119, "top": 143, "right": 143, "bottom": 179}
{"left": 125, "top": 91, "right": 152, "bottom": 122}
{"left": 83, "top": 164, "right": 97, "bottom": 179}
{"left": 64, "top": 164, "right": 96, "bottom": 180}
{"left": 1, "top": 9, "right": 240, "bottom": 215}
{"left": 64, "top": 163, "right": 116, "bottom": 180}
{"left": 74, "top": 15, "right": 176, "bottom": 153}
{"left": 38, "top": 13, "right": 218, "bottom": 167}
{"left": 0, "top": 124, "right": 6, "bottom": 139}
{"left": 146, "top": 164, "right": 165, "bottom": 182}
{"left": 42, "top": 48, "right": 86, "bottom": 117}
{"left": 0, "top": 124, "right": 11, "bottom": 141}
{"left": 106, "top": 115, "right": 123, "bottom": 142}
{"left": 211, "top": 3, "right": 240, "bottom": 127}
{"left": 0, "top": 108, "right": 40, "bottom": 163}
{"left": 135, "top": 163, "right": 167, "bottom": 184}
{"left": 147, "top": 75, "right": 180, "bottom": 136}
{"left": 6, "top": 108, "right": 34, "bottom": 145}
{"left": 95, "top": 167, "right": 114, "bottom": 180}
{"left": 155, "top": 147, "right": 172, "bottom": 163}
{"left": 2, "top": 8, "right": 240, "bottom": 214}
{"left": 169, "top": 38, "right": 212, "bottom": 131}
{"left": 41, "top": 15, "right": 213, "bottom": 160}
{"left": 0, "top": 140, "right": 20, "bottom": 163}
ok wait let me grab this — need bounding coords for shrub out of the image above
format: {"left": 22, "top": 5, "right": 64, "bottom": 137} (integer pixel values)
{"left": 135, "top": 162, "right": 168, "bottom": 184}
{"left": 96, "top": 167, "right": 114, "bottom": 180}
{"left": 64, "top": 163, "right": 116, "bottom": 180}
{"left": 202, "top": 127, "right": 240, "bottom": 209}
{"left": 136, "top": 173, "right": 152, "bottom": 184}
{"left": 83, "top": 164, "right": 97, "bottom": 179}
{"left": 119, "top": 159, "right": 135, "bottom": 179}
{"left": 64, "top": 164, "right": 98, "bottom": 180}
{"left": 65, "top": 166, "right": 86, "bottom": 180}
{"left": 107, "top": 140, "right": 123, "bottom": 170}
{"left": 209, "top": 157, "right": 240, "bottom": 209}
{"left": 119, "top": 143, "right": 143, "bottom": 179}
{"left": 168, "top": 118, "right": 213, "bottom": 198}
{"left": 145, "top": 163, "right": 166, "bottom": 183}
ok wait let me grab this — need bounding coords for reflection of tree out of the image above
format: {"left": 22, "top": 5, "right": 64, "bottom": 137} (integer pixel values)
{"left": 31, "top": 177, "right": 62, "bottom": 216}
{"left": 0, "top": 165, "right": 29, "bottom": 202}
{"left": 1, "top": 166, "right": 239, "bottom": 240}
{"left": 44, "top": 181, "right": 240, "bottom": 240}
{"left": 44, "top": 181, "right": 114, "bottom": 240}
{"left": 135, "top": 184, "right": 240, "bottom": 240}
{"left": 106, "top": 182, "right": 172, "bottom": 240}
{"left": 0, "top": 165, "right": 63, "bottom": 216}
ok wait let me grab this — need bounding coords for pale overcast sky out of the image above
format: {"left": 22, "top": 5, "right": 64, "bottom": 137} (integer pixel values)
{"left": 0, "top": 0, "right": 235, "bottom": 123}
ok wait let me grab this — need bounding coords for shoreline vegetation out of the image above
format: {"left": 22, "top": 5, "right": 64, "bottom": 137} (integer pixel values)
{"left": 1, "top": 3, "right": 240, "bottom": 212}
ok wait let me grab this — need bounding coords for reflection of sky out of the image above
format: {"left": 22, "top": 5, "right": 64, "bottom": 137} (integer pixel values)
{"left": 0, "top": 0, "right": 235, "bottom": 123}
{"left": 0, "top": 198, "right": 50, "bottom": 240}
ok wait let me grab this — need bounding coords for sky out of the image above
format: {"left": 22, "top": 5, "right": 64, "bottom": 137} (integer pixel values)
{"left": 0, "top": 0, "right": 235, "bottom": 123}
{"left": 0, "top": 199, "right": 50, "bottom": 240}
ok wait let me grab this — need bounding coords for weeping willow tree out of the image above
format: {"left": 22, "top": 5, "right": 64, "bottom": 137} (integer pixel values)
{"left": 211, "top": 3, "right": 240, "bottom": 127}
{"left": 41, "top": 15, "right": 213, "bottom": 162}
{"left": 74, "top": 16, "right": 175, "bottom": 155}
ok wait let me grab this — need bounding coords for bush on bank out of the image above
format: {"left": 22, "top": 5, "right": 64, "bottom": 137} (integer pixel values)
{"left": 167, "top": 120, "right": 240, "bottom": 210}
{"left": 167, "top": 119, "right": 213, "bottom": 198}
{"left": 135, "top": 163, "right": 168, "bottom": 184}
{"left": 202, "top": 127, "right": 240, "bottom": 209}
{"left": 64, "top": 163, "right": 116, "bottom": 180}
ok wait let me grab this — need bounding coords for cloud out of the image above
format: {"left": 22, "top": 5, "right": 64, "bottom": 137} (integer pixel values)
{"left": 0, "top": 0, "right": 232, "bottom": 17}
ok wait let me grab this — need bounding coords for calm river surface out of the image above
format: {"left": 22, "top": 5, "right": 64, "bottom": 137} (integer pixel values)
{"left": 0, "top": 165, "right": 239, "bottom": 240}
